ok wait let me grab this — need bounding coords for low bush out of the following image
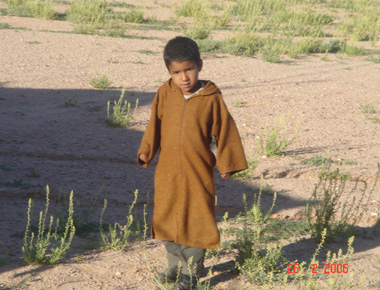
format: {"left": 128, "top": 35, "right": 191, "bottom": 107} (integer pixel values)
{"left": 6, "top": 0, "right": 58, "bottom": 19}
{"left": 306, "top": 164, "right": 380, "bottom": 243}
{"left": 22, "top": 186, "right": 75, "bottom": 265}
{"left": 99, "top": 190, "right": 141, "bottom": 250}
{"left": 257, "top": 114, "right": 302, "bottom": 157}
{"left": 106, "top": 88, "right": 139, "bottom": 128}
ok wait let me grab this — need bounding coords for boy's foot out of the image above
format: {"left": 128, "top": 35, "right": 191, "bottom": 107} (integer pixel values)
{"left": 156, "top": 266, "right": 178, "bottom": 284}
{"left": 172, "top": 274, "right": 198, "bottom": 290}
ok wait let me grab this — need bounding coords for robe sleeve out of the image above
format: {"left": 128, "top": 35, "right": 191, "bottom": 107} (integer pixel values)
{"left": 137, "top": 91, "right": 162, "bottom": 168}
{"left": 211, "top": 95, "right": 248, "bottom": 175}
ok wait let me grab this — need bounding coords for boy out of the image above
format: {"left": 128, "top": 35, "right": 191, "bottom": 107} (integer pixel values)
{"left": 137, "top": 36, "right": 247, "bottom": 290}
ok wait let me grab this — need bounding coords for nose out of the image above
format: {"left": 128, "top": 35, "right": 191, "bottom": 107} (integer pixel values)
{"left": 181, "top": 72, "right": 189, "bottom": 81}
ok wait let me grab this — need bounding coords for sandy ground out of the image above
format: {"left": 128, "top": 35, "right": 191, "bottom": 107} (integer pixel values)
{"left": 1, "top": 2, "right": 380, "bottom": 289}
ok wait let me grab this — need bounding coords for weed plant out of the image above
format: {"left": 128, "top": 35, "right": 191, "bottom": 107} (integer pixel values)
{"left": 197, "top": 35, "right": 355, "bottom": 61}
{"left": 66, "top": 0, "right": 111, "bottom": 26}
{"left": 123, "top": 6, "right": 144, "bottom": 23}
{"left": 99, "top": 190, "right": 140, "bottom": 250}
{"left": 233, "top": 180, "right": 293, "bottom": 285}
{"left": 295, "top": 233, "right": 357, "bottom": 289}
{"left": 229, "top": 204, "right": 357, "bottom": 288}
{"left": 66, "top": 0, "right": 126, "bottom": 35}
{"left": 361, "top": 103, "right": 380, "bottom": 124}
{"left": 192, "top": 0, "right": 378, "bottom": 61}
{"left": 0, "top": 7, "right": 8, "bottom": 15}
{"left": 56, "top": 185, "right": 103, "bottom": 237}
{"left": 300, "top": 154, "right": 357, "bottom": 167}
{"left": 327, "top": 0, "right": 380, "bottom": 13}
{"left": 6, "top": 0, "right": 58, "bottom": 19}
{"left": 235, "top": 242, "right": 289, "bottom": 285}
{"left": 340, "top": 42, "right": 366, "bottom": 56}
{"left": 223, "top": 31, "right": 264, "bottom": 57}
{"left": 64, "top": 97, "right": 78, "bottom": 107}
{"left": 213, "top": 5, "right": 231, "bottom": 28}
{"left": 106, "top": 88, "right": 139, "bottom": 128}
{"left": 257, "top": 114, "right": 302, "bottom": 157}
{"left": 22, "top": 185, "right": 75, "bottom": 265}
{"left": 175, "top": 0, "right": 210, "bottom": 20}
{"left": 0, "top": 22, "right": 11, "bottom": 29}
{"left": 340, "top": 10, "right": 380, "bottom": 43}
{"left": 90, "top": 73, "right": 112, "bottom": 89}
{"left": 181, "top": 19, "right": 213, "bottom": 40}
{"left": 306, "top": 164, "right": 380, "bottom": 243}
{"left": 368, "top": 52, "right": 380, "bottom": 63}
{"left": 245, "top": 177, "right": 277, "bottom": 225}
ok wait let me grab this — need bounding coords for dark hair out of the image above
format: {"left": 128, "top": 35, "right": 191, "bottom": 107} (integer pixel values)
{"left": 163, "top": 36, "right": 201, "bottom": 69}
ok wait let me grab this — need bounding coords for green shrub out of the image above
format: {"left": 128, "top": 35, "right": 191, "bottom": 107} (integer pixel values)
{"left": 341, "top": 42, "right": 366, "bottom": 56}
{"left": 260, "top": 38, "right": 283, "bottom": 63}
{"left": 338, "top": 9, "right": 380, "bottom": 43}
{"left": 328, "top": 0, "right": 377, "bottom": 12}
{"left": 306, "top": 164, "right": 380, "bottom": 243}
{"left": 233, "top": 179, "right": 291, "bottom": 285}
{"left": 22, "top": 186, "right": 75, "bottom": 265}
{"left": 213, "top": 5, "right": 231, "bottom": 28}
{"left": 196, "top": 39, "right": 223, "bottom": 53}
{"left": 66, "top": 0, "right": 110, "bottom": 24}
{"left": 175, "top": 0, "right": 210, "bottom": 20}
{"left": 100, "top": 190, "right": 140, "bottom": 250}
{"left": 106, "top": 88, "right": 139, "bottom": 128}
{"left": 301, "top": 154, "right": 357, "bottom": 167}
{"left": 235, "top": 242, "right": 289, "bottom": 284}
{"left": 182, "top": 19, "right": 213, "bottom": 40}
{"left": 6, "top": 0, "right": 58, "bottom": 19}
{"left": 90, "top": 73, "right": 112, "bottom": 89}
{"left": 123, "top": 7, "right": 144, "bottom": 23}
{"left": 257, "top": 114, "right": 302, "bottom": 157}
{"left": 64, "top": 97, "right": 78, "bottom": 107}
{"left": 224, "top": 31, "right": 264, "bottom": 57}
{"left": 325, "top": 39, "right": 346, "bottom": 53}
{"left": 66, "top": 0, "right": 126, "bottom": 35}
{"left": 0, "top": 22, "right": 11, "bottom": 29}
{"left": 361, "top": 103, "right": 380, "bottom": 124}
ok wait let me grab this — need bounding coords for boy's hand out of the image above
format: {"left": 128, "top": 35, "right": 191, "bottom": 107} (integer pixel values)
{"left": 139, "top": 153, "right": 148, "bottom": 163}
{"left": 221, "top": 172, "right": 231, "bottom": 179}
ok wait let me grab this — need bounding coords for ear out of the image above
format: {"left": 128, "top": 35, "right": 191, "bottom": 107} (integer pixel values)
{"left": 197, "top": 59, "right": 203, "bottom": 72}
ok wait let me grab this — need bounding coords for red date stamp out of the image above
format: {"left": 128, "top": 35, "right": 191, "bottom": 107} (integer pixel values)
{"left": 287, "top": 263, "right": 349, "bottom": 274}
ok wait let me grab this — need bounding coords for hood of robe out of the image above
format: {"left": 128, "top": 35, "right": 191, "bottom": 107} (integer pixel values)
{"left": 165, "top": 79, "right": 221, "bottom": 97}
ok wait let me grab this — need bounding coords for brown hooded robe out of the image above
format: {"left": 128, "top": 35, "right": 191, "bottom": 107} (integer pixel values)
{"left": 137, "top": 79, "right": 247, "bottom": 249}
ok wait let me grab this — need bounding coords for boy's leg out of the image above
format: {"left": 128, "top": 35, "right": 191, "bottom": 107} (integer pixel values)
{"left": 163, "top": 241, "right": 205, "bottom": 277}
{"left": 180, "top": 245, "right": 206, "bottom": 277}
{"left": 158, "top": 241, "right": 182, "bottom": 283}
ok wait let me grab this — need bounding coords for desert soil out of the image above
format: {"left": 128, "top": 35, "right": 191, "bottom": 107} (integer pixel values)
{"left": 1, "top": 1, "right": 380, "bottom": 289}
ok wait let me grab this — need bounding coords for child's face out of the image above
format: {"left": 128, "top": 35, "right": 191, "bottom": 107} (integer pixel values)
{"left": 168, "top": 59, "right": 203, "bottom": 95}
